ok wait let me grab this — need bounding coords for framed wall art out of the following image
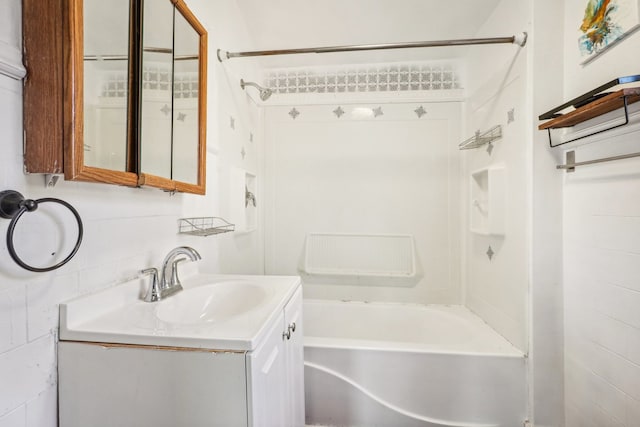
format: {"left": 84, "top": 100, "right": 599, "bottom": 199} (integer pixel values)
{"left": 579, "top": 0, "right": 640, "bottom": 64}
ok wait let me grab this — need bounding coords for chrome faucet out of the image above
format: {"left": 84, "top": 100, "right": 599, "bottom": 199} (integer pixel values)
{"left": 142, "top": 246, "right": 201, "bottom": 302}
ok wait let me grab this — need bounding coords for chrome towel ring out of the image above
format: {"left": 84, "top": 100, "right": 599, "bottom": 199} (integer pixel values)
{"left": 0, "top": 190, "right": 83, "bottom": 272}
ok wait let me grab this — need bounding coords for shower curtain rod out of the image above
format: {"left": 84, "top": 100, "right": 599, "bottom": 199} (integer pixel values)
{"left": 217, "top": 33, "right": 527, "bottom": 62}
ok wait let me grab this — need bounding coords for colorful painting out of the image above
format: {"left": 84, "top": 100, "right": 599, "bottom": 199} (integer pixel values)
{"left": 579, "top": 0, "right": 640, "bottom": 63}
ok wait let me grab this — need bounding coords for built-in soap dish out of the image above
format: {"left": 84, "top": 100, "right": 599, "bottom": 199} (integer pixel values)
{"left": 470, "top": 165, "right": 506, "bottom": 236}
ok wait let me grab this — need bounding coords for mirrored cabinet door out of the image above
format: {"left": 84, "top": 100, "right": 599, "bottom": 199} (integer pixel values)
{"left": 83, "top": 0, "right": 132, "bottom": 173}
{"left": 172, "top": 6, "right": 202, "bottom": 186}
{"left": 138, "top": 0, "right": 207, "bottom": 194}
{"left": 140, "top": 0, "right": 174, "bottom": 181}
{"left": 24, "top": 0, "right": 139, "bottom": 186}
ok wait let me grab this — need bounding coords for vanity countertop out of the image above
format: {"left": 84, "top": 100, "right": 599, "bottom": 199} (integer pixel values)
{"left": 59, "top": 274, "right": 301, "bottom": 351}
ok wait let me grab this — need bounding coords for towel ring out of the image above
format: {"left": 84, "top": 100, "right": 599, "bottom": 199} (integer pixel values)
{"left": 0, "top": 190, "right": 83, "bottom": 272}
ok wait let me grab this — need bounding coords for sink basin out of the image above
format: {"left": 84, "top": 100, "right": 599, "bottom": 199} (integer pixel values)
{"left": 59, "top": 274, "right": 301, "bottom": 351}
{"left": 156, "top": 281, "right": 267, "bottom": 325}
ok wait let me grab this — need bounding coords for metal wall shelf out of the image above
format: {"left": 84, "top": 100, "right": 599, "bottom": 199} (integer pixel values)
{"left": 178, "top": 217, "right": 235, "bottom": 236}
{"left": 459, "top": 125, "right": 502, "bottom": 150}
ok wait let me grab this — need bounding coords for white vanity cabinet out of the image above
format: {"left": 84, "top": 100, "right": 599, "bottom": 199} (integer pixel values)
{"left": 247, "top": 287, "right": 304, "bottom": 427}
{"left": 58, "top": 278, "right": 304, "bottom": 427}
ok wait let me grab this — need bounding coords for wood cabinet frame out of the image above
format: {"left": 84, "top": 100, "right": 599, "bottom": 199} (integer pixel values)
{"left": 23, "top": 0, "right": 207, "bottom": 194}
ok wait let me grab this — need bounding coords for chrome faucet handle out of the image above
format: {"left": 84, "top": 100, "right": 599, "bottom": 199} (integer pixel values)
{"left": 141, "top": 268, "right": 160, "bottom": 303}
{"left": 169, "top": 257, "right": 188, "bottom": 288}
{"left": 160, "top": 246, "right": 201, "bottom": 289}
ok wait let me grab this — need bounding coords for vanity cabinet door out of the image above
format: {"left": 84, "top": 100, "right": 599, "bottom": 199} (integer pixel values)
{"left": 246, "top": 286, "right": 305, "bottom": 427}
{"left": 283, "top": 287, "right": 305, "bottom": 427}
{"left": 58, "top": 341, "right": 249, "bottom": 427}
{"left": 246, "top": 311, "right": 288, "bottom": 427}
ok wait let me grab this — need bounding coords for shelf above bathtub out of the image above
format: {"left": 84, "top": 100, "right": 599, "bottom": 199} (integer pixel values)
{"left": 458, "top": 125, "right": 502, "bottom": 150}
{"left": 178, "top": 217, "right": 235, "bottom": 236}
{"left": 302, "top": 233, "right": 416, "bottom": 278}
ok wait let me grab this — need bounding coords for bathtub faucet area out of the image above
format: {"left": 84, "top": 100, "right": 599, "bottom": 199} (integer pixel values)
{"left": 142, "top": 246, "right": 202, "bottom": 302}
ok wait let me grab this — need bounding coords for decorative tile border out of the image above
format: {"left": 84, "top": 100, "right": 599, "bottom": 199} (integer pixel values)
{"left": 100, "top": 66, "right": 199, "bottom": 99}
{"left": 264, "top": 62, "right": 461, "bottom": 94}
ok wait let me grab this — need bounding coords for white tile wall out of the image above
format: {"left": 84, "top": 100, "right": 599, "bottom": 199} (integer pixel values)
{"left": 0, "top": 335, "right": 56, "bottom": 416}
{"left": 564, "top": 135, "right": 640, "bottom": 426}
{"left": 26, "top": 274, "right": 80, "bottom": 341}
{"left": 25, "top": 386, "right": 57, "bottom": 427}
{"left": 0, "top": 285, "right": 27, "bottom": 353}
{"left": 0, "top": 406, "right": 25, "bottom": 427}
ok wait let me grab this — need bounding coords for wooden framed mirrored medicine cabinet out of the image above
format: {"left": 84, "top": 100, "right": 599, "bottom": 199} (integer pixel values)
{"left": 23, "top": 0, "right": 207, "bottom": 194}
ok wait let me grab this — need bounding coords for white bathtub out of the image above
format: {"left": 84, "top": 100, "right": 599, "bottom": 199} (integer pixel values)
{"left": 303, "top": 300, "right": 527, "bottom": 427}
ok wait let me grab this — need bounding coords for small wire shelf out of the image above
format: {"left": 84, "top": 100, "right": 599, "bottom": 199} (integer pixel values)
{"left": 178, "top": 217, "right": 235, "bottom": 236}
{"left": 459, "top": 125, "right": 502, "bottom": 150}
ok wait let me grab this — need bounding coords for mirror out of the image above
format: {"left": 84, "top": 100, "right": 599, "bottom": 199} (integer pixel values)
{"left": 140, "top": 0, "right": 174, "bottom": 180}
{"left": 82, "top": 0, "right": 131, "bottom": 172}
{"left": 172, "top": 7, "right": 201, "bottom": 185}
{"left": 139, "top": 0, "right": 207, "bottom": 193}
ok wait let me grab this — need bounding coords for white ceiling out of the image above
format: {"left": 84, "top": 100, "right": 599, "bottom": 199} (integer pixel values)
{"left": 234, "top": 0, "right": 503, "bottom": 68}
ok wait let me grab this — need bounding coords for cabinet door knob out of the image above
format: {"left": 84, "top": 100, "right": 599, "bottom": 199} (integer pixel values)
{"left": 289, "top": 322, "right": 296, "bottom": 333}
{"left": 282, "top": 329, "right": 291, "bottom": 340}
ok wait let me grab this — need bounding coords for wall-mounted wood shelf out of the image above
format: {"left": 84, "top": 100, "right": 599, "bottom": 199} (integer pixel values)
{"left": 538, "top": 88, "right": 640, "bottom": 130}
{"left": 537, "top": 75, "right": 640, "bottom": 148}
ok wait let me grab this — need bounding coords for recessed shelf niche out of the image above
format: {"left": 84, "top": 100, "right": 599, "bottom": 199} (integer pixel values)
{"left": 230, "top": 167, "right": 257, "bottom": 233}
{"left": 470, "top": 165, "right": 506, "bottom": 236}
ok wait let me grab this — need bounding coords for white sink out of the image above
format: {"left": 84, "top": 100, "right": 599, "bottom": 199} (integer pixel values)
{"left": 59, "top": 274, "right": 301, "bottom": 351}
{"left": 155, "top": 281, "right": 267, "bottom": 325}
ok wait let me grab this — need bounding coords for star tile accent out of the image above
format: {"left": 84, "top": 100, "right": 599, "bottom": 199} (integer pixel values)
{"left": 414, "top": 105, "right": 427, "bottom": 118}
{"left": 230, "top": 116, "right": 235, "bottom": 129}
{"left": 507, "top": 108, "right": 515, "bottom": 124}
{"left": 333, "top": 106, "right": 345, "bottom": 118}
{"left": 373, "top": 106, "right": 384, "bottom": 117}
{"left": 177, "top": 112, "right": 187, "bottom": 122}
{"left": 486, "top": 142, "right": 494, "bottom": 156}
{"left": 241, "top": 146, "right": 246, "bottom": 159}
{"left": 289, "top": 108, "right": 300, "bottom": 119}
{"left": 160, "top": 104, "right": 171, "bottom": 116}
{"left": 486, "top": 246, "right": 495, "bottom": 261}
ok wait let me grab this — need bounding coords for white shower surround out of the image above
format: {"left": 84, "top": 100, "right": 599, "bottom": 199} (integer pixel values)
{"left": 264, "top": 100, "right": 463, "bottom": 304}
{"left": 303, "top": 299, "right": 526, "bottom": 427}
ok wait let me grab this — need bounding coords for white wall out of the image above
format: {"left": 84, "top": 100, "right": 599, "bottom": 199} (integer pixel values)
{"left": 562, "top": 0, "right": 640, "bottom": 425}
{"left": 529, "top": 0, "right": 566, "bottom": 426}
{"left": 264, "top": 100, "right": 462, "bottom": 304}
{"left": 0, "top": 0, "right": 263, "bottom": 425}
{"left": 462, "top": 0, "right": 530, "bottom": 352}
